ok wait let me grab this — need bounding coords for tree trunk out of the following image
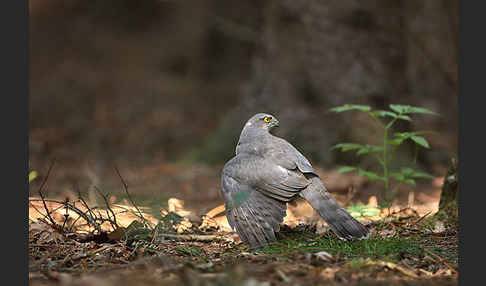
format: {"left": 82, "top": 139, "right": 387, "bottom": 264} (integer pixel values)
{"left": 436, "top": 158, "right": 458, "bottom": 222}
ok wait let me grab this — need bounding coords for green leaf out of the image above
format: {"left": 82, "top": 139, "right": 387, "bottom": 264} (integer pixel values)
{"left": 407, "top": 106, "right": 439, "bottom": 116}
{"left": 404, "top": 179, "right": 416, "bottom": 186}
{"left": 355, "top": 148, "right": 369, "bottom": 156}
{"left": 411, "top": 171, "right": 435, "bottom": 179}
{"left": 357, "top": 168, "right": 382, "bottom": 181}
{"left": 362, "top": 208, "right": 381, "bottom": 217}
{"left": 370, "top": 110, "right": 398, "bottom": 118}
{"left": 397, "top": 115, "right": 412, "bottom": 121}
{"left": 389, "top": 172, "right": 405, "bottom": 181}
{"left": 387, "top": 132, "right": 412, "bottom": 146}
{"left": 400, "top": 167, "right": 415, "bottom": 176}
{"left": 391, "top": 132, "right": 431, "bottom": 148}
{"left": 331, "top": 143, "right": 363, "bottom": 152}
{"left": 349, "top": 212, "right": 362, "bottom": 218}
{"left": 389, "top": 104, "right": 439, "bottom": 116}
{"left": 389, "top": 104, "right": 409, "bottom": 114}
{"left": 346, "top": 204, "right": 381, "bottom": 218}
{"left": 29, "top": 171, "right": 37, "bottom": 183}
{"left": 329, "top": 104, "right": 371, "bottom": 113}
{"left": 386, "top": 138, "right": 404, "bottom": 146}
{"left": 337, "top": 166, "right": 357, "bottom": 173}
{"left": 393, "top": 132, "right": 412, "bottom": 138}
{"left": 356, "top": 145, "right": 384, "bottom": 156}
{"left": 410, "top": 135, "right": 430, "bottom": 148}
{"left": 346, "top": 204, "right": 364, "bottom": 213}
{"left": 370, "top": 110, "right": 411, "bottom": 121}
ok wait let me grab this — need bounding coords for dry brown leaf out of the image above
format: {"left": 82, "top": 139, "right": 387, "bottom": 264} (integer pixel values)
{"left": 199, "top": 214, "right": 232, "bottom": 232}
{"left": 205, "top": 204, "right": 226, "bottom": 218}
{"left": 167, "top": 198, "right": 192, "bottom": 217}
{"left": 174, "top": 217, "right": 193, "bottom": 233}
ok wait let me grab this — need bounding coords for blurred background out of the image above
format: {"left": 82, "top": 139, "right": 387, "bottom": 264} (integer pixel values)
{"left": 29, "top": 0, "right": 458, "bottom": 214}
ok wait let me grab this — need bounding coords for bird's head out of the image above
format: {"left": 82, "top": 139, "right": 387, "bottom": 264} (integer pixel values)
{"left": 244, "top": 113, "right": 280, "bottom": 132}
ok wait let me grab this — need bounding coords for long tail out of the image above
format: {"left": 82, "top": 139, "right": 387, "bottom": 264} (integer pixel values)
{"left": 300, "top": 176, "right": 370, "bottom": 240}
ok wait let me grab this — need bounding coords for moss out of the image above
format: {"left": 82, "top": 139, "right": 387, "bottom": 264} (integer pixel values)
{"left": 253, "top": 232, "right": 421, "bottom": 262}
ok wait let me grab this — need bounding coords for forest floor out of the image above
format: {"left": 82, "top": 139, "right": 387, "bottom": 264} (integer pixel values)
{"left": 28, "top": 162, "right": 457, "bottom": 286}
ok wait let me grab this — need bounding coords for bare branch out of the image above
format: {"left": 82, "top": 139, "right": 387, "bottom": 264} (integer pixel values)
{"left": 94, "top": 186, "right": 119, "bottom": 230}
{"left": 114, "top": 165, "right": 153, "bottom": 229}
{"left": 29, "top": 198, "right": 103, "bottom": 233}
{"left": 37, "top": 159, "right": 58, "bottom": 227}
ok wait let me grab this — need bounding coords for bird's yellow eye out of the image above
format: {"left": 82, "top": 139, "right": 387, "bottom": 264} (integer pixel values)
{"left": 264, "top": 116, "right": 272, "bottom": 123}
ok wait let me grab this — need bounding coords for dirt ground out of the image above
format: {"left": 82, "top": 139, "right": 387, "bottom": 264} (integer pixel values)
{"left": 29, "top": 162, "right": 456, "bottom": 286}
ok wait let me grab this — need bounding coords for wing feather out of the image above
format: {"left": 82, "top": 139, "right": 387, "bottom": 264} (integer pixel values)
{"left": 222, "top": 169, "right": 286, "bottom": 248}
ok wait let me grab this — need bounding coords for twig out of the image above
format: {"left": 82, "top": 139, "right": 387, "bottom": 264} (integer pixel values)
{"left": 37, "top": 160, "right": 58, "bottom": 227}
{"left": 114, "top": 166, "right": 153, "bottom": 229}
{"left": 69, "top": 203, "right": 100, "bottom": 231}
{"left": 29, "top": 201, "right": 51, "bottom": 221}
{"left": 94, "top": 186, "right": 119, "bottom": 230}
{"left": 89, "top": 244, "right": 114, "bottom": 255}
{"left": 198, "top": 273, "right": 228, "bottom": 279}
{"left": 421, "top": 247, "right": 457, "bottom": 274}
{"left": 154, "top": 233, "right": 224, "bottom": 242}
{"left": 151, "top": 227, "right": 159, "bottom": 244}
{"left": 29, "top": 198, "right": 103, "bottom": 233}
{"left": 76, "top": 187, "right": 100, "bottom": 223}
{"left": 412, "top": 211, "right": 432, "bottom": 226}
{"left": 61, "top": 198, "right": 69, "bottom": 230}
{"left": 371, "top": 260, "right": 420, "bottom": 278}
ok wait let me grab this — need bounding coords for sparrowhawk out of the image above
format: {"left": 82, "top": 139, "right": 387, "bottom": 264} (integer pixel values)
{"left": 221, "top": 113, "right": 370, "bottom": 248}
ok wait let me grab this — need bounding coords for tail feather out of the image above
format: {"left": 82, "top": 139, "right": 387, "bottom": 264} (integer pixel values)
{"left": 300, "top": 176, "right": 370, "bottom": 240}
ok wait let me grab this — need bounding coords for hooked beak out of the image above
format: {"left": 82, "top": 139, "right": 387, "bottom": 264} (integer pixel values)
{"left": 271, "top": 119, "right": 279, "bottom": 128}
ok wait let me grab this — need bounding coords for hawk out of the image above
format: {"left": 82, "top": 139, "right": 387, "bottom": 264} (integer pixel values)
{"left": 221, "top": 113, "right": 370, "bottom": 248}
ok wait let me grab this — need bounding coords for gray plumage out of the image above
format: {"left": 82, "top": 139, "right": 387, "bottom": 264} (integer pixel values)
{"left": 221, "top": 113, "right": 370, "bottom": 248}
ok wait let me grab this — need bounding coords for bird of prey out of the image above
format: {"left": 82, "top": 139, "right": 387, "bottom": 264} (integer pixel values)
{"left": 221, "top": 113, "right": 370, "bottom": 248}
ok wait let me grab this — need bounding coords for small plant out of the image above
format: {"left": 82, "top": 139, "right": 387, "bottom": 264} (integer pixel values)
{"left": 330, "top": 104, "right": 438, "bottom": 205}
{"left": 346, "top": 203, "right": 381, "bottom": 219}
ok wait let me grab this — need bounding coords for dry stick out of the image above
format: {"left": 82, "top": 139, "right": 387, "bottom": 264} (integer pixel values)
{"left": 114, "top": 166, "right": 153, "bottom": 229}
{"left": 75, "top": 189, "right": 97, "bottom": 221}
{"left": 155, "top": 233, "right": 224, "bottom": 242}
{"left": 75, "top": 184, "right": 99, "bottom": 222}
{"left": 29, "top": 201, "right": 52, "bottom": 222}
{"left": 29, "top": 198, "right": 104, "bottom": 233}
{"left": 37, "top": 160, "right": 58, "bottom": 228}
{"left": 151, "top": 227, "right": 159, "bottom": 244}
{"left": 421, "top": 247, "right": 457, "bottom": 274}
{"left": 75, "top": 190, "right": 105, "bottom": 232}
{"left": 61, "top": 197, "right": 70, "bottom": 230}
{"left": 94, "top": 186, "right": 119, "bottom": 230}
{"left": 372, "top": 260, "right": 420, "bottom": 279}
{"left": 411, "top": 211, "right": 433, "bottom": 226}
{"left": 89, "top": 244, "right": 114, "bottom": 255}
{"left": 68, "top": 199, "right": 103, "bottom": 231}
